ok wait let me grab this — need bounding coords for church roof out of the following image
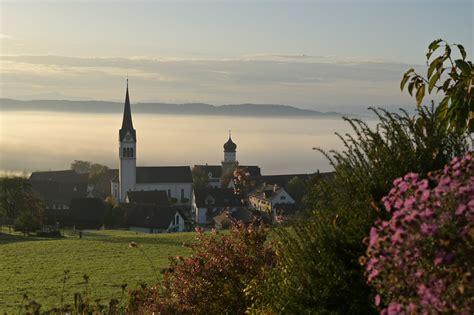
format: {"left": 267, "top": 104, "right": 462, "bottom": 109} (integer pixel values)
{"left": 223, "top": 136, "right": 237, "bottom": 152}
{"left": 119, "top": 81, "right": 136, "bottom": 142}
{"left": 136, "top": 166, "right": 192, "bottom": 183}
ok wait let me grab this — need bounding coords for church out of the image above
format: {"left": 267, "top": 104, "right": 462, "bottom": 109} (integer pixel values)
{"left": 111, "top": 82, "right": 193, "bottom": 204}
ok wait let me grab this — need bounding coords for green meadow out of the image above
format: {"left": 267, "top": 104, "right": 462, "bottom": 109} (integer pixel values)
{"left": 0, "top": 229, "right": 195, "bottom": 313}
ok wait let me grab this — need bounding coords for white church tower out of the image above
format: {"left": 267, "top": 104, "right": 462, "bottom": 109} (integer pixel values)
{"left": 222, "top": 131, "right": 237, "bottom": 174}
{"left": 118, "top": 80, "right": 136, "bottom": 201}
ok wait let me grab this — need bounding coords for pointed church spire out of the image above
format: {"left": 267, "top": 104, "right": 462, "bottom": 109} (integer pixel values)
{"left": 119, "top": 79, "right": 136, "bottom": 141}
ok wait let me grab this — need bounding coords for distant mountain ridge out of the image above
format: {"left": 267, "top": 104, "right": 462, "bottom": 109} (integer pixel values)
{"left": 0, "top": 98, "right": 342, "bottom": 117}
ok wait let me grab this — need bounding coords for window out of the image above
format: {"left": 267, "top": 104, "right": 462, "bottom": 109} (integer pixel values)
{"left": 167, "top": 189, "right": 171, "bottom": 197}
{"left": 123, "top": 148, "right": 127, "bottom": 157}
{"left": 281, "top": 196, "right": 286, "bottom": 200}
{"left": 181, "top": 188, "right": 185, "bottom": 200}
{"left": 130, "top": 148, "right": 134, "bottom": 158}
{"left": 176, "top": 215, "right": 180, "bottom": 225}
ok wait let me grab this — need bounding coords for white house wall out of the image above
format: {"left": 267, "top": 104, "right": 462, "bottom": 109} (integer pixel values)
{"left": 167, "top": 212, "right": 186, "bottom": 232}
{"left": 271, "top": 190, "right": 295, "bottom": 206}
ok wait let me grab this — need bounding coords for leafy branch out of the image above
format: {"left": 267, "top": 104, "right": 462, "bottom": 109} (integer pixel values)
{"left": 401, "top": 39, "right": 473, "bottom": 132}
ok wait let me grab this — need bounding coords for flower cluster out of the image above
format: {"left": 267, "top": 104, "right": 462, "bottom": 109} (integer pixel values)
{"left": 365, "top": 154, "right": 473, "bottom": 314}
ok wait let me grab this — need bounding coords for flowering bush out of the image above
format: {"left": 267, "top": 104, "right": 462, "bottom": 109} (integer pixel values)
{"left": 128, "top": 219, "right": 276, "bottom": 314}
{"left": 366, "top": 154, "right": 474, "bottom": 314}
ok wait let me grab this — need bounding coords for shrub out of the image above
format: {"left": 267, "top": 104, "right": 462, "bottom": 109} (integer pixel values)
{"left": 128, "top": 219, "right": 276, "bottom": 314}
{"left": 255, "top": 106, "right": 468, "bottom": 314}
{"left": 365, "top": 153, "right": 474, "bottom": 314}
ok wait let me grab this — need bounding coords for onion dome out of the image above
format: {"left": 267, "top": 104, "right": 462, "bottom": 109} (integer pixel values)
{"left": 224, "top": 136, "right": 237, "bottom": 152}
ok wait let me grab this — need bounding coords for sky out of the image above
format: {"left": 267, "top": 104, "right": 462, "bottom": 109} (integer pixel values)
{"left": 0, "top": 0, "right": 472, "bottom": 112}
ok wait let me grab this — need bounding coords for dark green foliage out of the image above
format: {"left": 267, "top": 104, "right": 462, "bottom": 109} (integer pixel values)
{"left": 0, "top": 177, "right": 43, "bottom": 234}
{"left": 256, "top": 106, "right": 468, "bottom": 314}
{"left": 70, "top": 159, "right": 110, "bottom": 185}
{"left": 401, "top": 39, "right": 473, "bottom": 132}
{"left": 70, "top": 160, "right": 91, "bottom": 174}
{"left": 191, "top": 166, "right": 209, "bottom": 190}
{"left": 286, "top": 176, "right": 306, "bottom": 203}
{"left": 104, "top": 197, "right": 126, "bottom": 228}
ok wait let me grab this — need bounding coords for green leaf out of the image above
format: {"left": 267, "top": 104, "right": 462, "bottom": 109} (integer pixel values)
{"left": 428, "top": 39, "right": 443, "bottom": 51}
{"left": 437, "top": 97, "right": 449, "bottom": 118}
{"left": 445, "top": 44, "right": 452, "bottom": 57}
{"left": 428, "top": 71, "right": 440, "bottom": 93}
{"left": 416, "top": 84, "right": 425, "bottom": 106}
{"left": 441, "top": 78, "right": 451, "bottom": 91}
{"left": 400, "top": 75, "right": 410, "bottom": 91}
{"left": 455, "top": 59, "right": 471, "bottom": 75}
{"left": 408, "top": 81, "right": 415, "bottom": 96}
{"left": 457, "top": 44, "right": 467, "bottom": 60}
{"left": 403, "top": 68, "right": 414, "bottom": 77}
{"left": 427, "top": 56, "right": 443, "bottom": 78}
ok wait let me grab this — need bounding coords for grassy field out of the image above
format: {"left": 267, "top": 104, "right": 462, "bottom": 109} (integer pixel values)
{"left": 0, "top": 228, "right": 195, "bottom": 313}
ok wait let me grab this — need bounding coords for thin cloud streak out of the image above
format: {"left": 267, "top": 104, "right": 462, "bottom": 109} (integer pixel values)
{"left": 0, "top": 54, "right": 419, "bottom": 110}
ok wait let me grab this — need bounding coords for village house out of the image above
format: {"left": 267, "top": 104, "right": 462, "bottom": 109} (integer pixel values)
{"left": 248, "top": 183, "right": 295, "bottom": 218}
{"left": 126, "top": 204, "right": 188, "bottom": 233}
{"left": 29, "top": 170, "right": 90, "bottom": 225}
{"left": 192, "top": 188, "right": 245, "bottom": 225}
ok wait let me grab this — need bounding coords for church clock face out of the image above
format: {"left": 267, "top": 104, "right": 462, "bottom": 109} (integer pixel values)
{"left": 125, "top": 135, "right": 131, "bottom": 141}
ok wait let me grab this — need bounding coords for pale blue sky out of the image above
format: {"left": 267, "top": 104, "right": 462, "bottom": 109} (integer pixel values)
{"left": 0, "top": 0, "right": 472, "bottom": 111}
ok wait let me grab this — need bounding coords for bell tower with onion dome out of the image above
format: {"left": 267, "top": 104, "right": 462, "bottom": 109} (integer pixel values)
{"left": 118, "top": 79, "right": 136, "bottom": 201}
{"left": 222, "top": 131, "right": 237, "bottom": 174}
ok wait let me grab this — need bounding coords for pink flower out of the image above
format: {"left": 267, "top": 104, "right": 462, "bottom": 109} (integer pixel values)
{"left": 387, "top": 302, "right": 402, "bottom": 315}
{"left": 420, "top": 190, "right": 430, "bottom": 202}
{"left": 369, "top": 227, "right": 379, "bottom": 247}
{"left": 391, "top": 229, "right": 403, "bottom": 244}
{"left": 407, "top": 303, "right": 416, "bottom": 313}
{"left": 375, "top": 294, "right": 381, "bottom": 306}
{"left": 403, "top": 196, "right": 416, "bottom": 209}
{"left": 368, "top": 269, "right": 379, "bottom": 282}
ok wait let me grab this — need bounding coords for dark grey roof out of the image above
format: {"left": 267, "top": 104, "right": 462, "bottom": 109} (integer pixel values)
{"left": 194, "top": 188, "right": 243, "bottom": 208}
{"left": 30, "top": 180, "right": 88, "bottom": 205}
{"left": 127, "top": 190, "right": 169, "bottom": 205}
{"left": 223, "top": 136, "right": 237, "bottom": 152}
{"left": 249, "top": 183, "right": 285, "bottom": 200}
{"left": 29, "top": 170, "right": 88, "bottom": 184}
{"left": 119, "top": 82, "right": 136, "bottom": 142}
{"left": 125, "top": 204, "right": 183, "bottom": 229}
{"left": 136, "top": 166, "right": 192, "bottom": 183}
{"left": 194, "top": 165, "right": 223, "bottom": 178}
